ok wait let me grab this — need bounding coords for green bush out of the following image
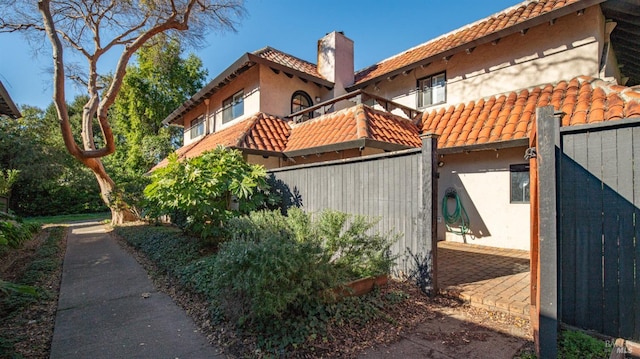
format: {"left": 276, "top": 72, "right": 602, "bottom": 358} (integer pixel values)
{"left": 191, "top": 235, "right": 336, "bottom": 325}
{"left": 559, "top": 330, "right": 610, "bottom": 359}
{"left": 143, "top": 147, "right": 270, "bottom": 240}
{"left": 0, "top": 220, "right": 40, "bottom": 248}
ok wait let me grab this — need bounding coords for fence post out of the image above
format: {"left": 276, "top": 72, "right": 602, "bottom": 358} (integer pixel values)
{"left": 420, "top": 132, "right": 439, "bottom": 296}
{"left": 536, "top": 106, "right": 561, "bottom": 358}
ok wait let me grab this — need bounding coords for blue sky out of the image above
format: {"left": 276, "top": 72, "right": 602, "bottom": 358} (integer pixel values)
{"left": 0, "top": 0, "right": 520, "bottom": 110}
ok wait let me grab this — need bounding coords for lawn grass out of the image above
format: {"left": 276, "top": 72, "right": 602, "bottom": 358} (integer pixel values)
{"left": 25, "top": 212, "right": 110, "bottom": 225}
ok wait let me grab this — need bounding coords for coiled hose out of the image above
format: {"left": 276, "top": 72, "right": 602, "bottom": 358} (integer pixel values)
{"left": 442, "top": 187, "right": 470, "bottom": 235}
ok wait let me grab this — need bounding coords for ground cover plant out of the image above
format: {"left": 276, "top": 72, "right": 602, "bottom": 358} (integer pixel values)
{"left": 0, "top": 225, "right": 65, "bottom": 358}
{"left": 115, "top": 208, "right": 399, "bottom": 355}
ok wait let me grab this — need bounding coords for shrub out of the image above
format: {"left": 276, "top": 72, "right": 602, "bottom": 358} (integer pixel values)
{"left": 0, "top": 220, "right": 40, "bottom": 248}
{"left": 559, "top": 330, "right": 611, "bottom": 359}
{"left": 316, "top": 210, "right": 397, "bottom": 280}
{"left": 143, "top": 147, "right": 270, "bottom": 240}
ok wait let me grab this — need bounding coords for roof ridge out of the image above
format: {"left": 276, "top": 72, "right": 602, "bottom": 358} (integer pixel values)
{"left": 253, "top": 45, "right": 318, "bottom": 67}
{"left": 354, "top": 104, "right": 369, "bottom": 139}
{"left": 354, "top": 0, "right": 542, "bottom": 76}
{"left": 234, "top": 113, "right": 263, "bottom": 148}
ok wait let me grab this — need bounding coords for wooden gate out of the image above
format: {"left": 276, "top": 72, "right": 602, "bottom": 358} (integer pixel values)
{"left": 537, "top": 109, "right": 640, "bottom": 349}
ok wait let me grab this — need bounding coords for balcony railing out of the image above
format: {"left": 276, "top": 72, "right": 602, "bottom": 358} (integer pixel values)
{"left": 286, "top": 89, "right": 421, "bottom": 124}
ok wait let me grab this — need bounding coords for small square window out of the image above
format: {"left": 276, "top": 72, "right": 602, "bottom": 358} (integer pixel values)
{"left": 417, "top": 72, "right": 446, "bottom": 108}
{"left": 510, "top": 164, "right": 530, "bottom": 203}
{"left": 223, "top": 90, "right": 244, "bottom": 123}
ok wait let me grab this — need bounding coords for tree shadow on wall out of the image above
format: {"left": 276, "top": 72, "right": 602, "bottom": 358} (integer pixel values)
{"left": 265, "top": 174, "right": 303, "bottom": 214}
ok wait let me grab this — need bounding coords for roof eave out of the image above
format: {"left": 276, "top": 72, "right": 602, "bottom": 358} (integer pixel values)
{"left": 232, "top": 146, "right": 285, "bottom": 158}
{"left": 438, "top": 138, "right": 529, "bottom": 155}
{"left": 284, "top": 138, "right": 415, "bottom": 158}
{"left": 249, "top": 53, "right": 334, "bottom": 89}
{"left": 0, "top": 82, "right": 21, "bottom": 119}
{"left": 348, "top": 0, "right": 606, "bottom": 91}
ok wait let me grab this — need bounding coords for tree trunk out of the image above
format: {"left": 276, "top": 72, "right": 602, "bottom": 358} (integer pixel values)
{"left": 81, "top": 156, "right": 137, "bottom": 225}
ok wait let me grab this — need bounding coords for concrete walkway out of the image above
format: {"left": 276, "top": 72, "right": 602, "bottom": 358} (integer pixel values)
{"left": 50, "top": 221, "right": 223, "bottom": 359}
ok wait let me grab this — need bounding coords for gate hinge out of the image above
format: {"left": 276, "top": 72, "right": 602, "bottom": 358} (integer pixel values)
{"left": 524, "top": 147, "right": 537, "bottom": 160}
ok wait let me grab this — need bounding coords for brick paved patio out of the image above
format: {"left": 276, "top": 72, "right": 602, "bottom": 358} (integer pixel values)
{"left": 437, "top": 241, "right": 531, "bottom": 319}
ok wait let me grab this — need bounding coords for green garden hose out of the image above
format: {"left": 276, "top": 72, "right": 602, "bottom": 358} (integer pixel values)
{"left": 442, "top": 187, "right": 470, "bottom": 235}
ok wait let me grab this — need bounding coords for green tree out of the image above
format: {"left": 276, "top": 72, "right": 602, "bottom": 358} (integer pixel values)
{"left": 0, "top": 103, "right": 105, "bottom": 216}
{"left": 1, "top": 0, "right": 245, "bottom": 224}
{"left": 108, "top": 34, "right": 207, "bottom": 178}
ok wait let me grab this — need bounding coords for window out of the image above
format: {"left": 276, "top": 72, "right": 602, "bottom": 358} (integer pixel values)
{"left": 291, "top": 90, "right": 313, "bottom": 122}
{"left": 189, "top": 116, "right": 205, "bottom": 139}
{"left": 222, "top": 90, "right": 244, "bottom": 123}
{"left": 417, "top": 72, "right": 446, "bottom": 108}
{"left": 510, "top": 164, "right": 530, "bottom": 203}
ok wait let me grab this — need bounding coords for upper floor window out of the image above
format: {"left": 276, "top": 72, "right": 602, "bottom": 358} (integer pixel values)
{"left": 223, "top": 90, "right": 244, "bottom": 124}
{"left": 291, "top": 90, "right": 313, "bottom": 122}
{"left": 417, "top": 72, "right": 446, "bottom": 108}
{"left": 189, "top": 116, "right": 205, "bottom": 139}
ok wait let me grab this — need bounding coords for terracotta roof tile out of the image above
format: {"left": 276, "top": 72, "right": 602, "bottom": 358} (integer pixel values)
{"left": 153, "top": 113, "right": 290, "bottom": 169}
{"left": 419, "top": 76, "right": 640, "bottom": 149}
{"left": 354, "top": 0, "right": 581, "bottom": 85}
{"left": 286, "top": 104, "right": 421, "bottom": 152}
{"left": 254, "top": 47, "right": 324, "bottom": 80}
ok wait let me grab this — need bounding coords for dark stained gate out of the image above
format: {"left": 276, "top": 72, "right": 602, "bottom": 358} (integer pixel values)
{"left": 538, "top": 110, "right": 640, "bottom": 344}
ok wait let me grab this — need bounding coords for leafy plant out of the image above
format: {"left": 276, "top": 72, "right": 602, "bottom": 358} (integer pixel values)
{"left": 0, "top": 221, "right": 40, "bottom": 248}
{"left": 316, "top": 210, "right": 397, "bottom": 280}
{"left": 0, "top": 169, "right": 19, "bottom": 198}
{"left": 143, "top": 146, "right": 269, "bottom": 240}
{"left": 559, "top": 330, "right": 610, "bottom": 359}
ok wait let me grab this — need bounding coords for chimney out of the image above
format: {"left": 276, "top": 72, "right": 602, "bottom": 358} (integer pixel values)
{"left": 318, "top": 31, "right": 354, "bottom": 98}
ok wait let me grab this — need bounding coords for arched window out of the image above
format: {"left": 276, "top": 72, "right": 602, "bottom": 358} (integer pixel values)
{"left": 291, "top": 90, "right": 313, "bottom": 122}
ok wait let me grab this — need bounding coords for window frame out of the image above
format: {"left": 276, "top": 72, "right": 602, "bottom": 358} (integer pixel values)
{"left": 189, "top": 115, "right": 205, "bottom": 139}
{"left": 291, "top": 90, "right": 313, "bottom": 122}
{"left": 222, "top": 90, "right": 244, "bottom": 124}
{"left": 510, "top": 163, "right": 531, "bottom": 204}
{"left": 416, "top": 72, "right": 446, "bottom": 108}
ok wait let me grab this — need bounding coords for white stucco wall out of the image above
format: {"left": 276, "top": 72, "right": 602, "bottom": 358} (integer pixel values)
{"left": 437, "top": 146, "right": 530, "bottom": 251}
{"left": 369, "top": 5, "right": 604, "bottom": 112}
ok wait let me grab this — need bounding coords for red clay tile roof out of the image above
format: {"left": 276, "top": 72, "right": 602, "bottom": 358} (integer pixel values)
{"left": 285, "top": 104, "right": 421, "bottom": 152}
{"left": 155, "top": 76, "right": 640, "bottom": 169}
{"left": 254, "top": 47, "right": 325, "bottom": 80}
{"left": 152, "top": 113, "right": 290, "bottom": 169}
{"left": 418, "top": 76, "right": 640, "bottom": 149}
{"left": 187, "top": 113, "right": 290, "bottom": 158}
{"left": 354, "top": 0, "right": 583, "bottom": 85}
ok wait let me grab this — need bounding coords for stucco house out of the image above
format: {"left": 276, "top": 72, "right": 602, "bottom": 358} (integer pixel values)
{"left": 158, "top": 0, "right": 640, "bottom": 251}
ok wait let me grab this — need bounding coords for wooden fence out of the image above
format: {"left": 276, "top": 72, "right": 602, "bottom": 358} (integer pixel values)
{"left": 538, "top": 113, "right": 640, "bottom": 345}
{"left": 268, "top": 135, "right": 438, "bottom": 283}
